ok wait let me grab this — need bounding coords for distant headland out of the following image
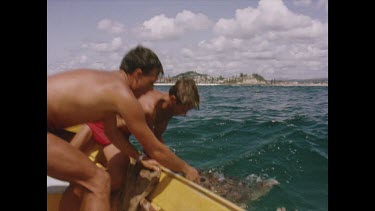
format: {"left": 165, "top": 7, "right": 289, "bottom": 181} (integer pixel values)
{"left": 156, "top": 71, "right": 328, "bottom": 86}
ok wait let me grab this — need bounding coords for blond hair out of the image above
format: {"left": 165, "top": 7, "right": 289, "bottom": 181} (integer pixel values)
{"left": 169, "top": 78, "right": 200, "bottom": 109}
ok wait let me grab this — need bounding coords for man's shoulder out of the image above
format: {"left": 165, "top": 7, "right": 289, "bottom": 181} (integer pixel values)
{"left": 143, "top": 90, "right": 166, "bottom": 104}
{"left": 97, "top": 74, "right": 134, "bottom": 102}
{"left": 155, "top": 91, "right": 169, "bottom": 102}
{"left": 148, "top": 89, "right": 164, "bottom": 97}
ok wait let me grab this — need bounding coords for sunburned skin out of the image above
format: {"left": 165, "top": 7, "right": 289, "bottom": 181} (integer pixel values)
{"left": 47, "top": 46, "right": 203, "bottom": 211}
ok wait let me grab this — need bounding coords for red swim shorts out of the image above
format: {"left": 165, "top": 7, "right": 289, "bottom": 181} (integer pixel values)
{"left": 86, "top": 122, "right": 111, "bottom": 146}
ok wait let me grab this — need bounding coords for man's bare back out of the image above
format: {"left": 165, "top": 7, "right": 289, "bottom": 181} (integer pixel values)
{"left": 120, "top": 83, "right": 197, "bottom": 131}
{"left": 48, "top": 68, "right": 200, "bottom": 175}
{"left": 48, "top": 69, "right": 134, "bottom": 130}
{"left": 68, "top": 78, "right": 200, "bottom": 199}
{"left": 48, "top": 46, "right": 200, "bottom": 211}
{"left": 116, "top": 89, "right": 171, "bottom": 136}
{"left": 47, "top": 67, "right": 160, "bottom": 130}
{"left": 47, "top": 45, "right": 181, "bottom": 211}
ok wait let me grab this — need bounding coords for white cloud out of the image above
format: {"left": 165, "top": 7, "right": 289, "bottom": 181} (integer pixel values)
{"left": 48, "top": 0, "right": 327, "bottom": 80}
{"left": 293, "top": 0, "right": 312, "bottom": 6}
{"left": 79, "top": 55, "right": 88, "bottom": 63}
{"left": 111, "top": 37, "right": 123, "bottom": 51}
{"left": 97, "top": 19, "right": 125, "bottom": 34}
{"left": 92, "top": 43, "right": 109, "bottom": 52}
{"left": 83, "top": 37, "right": 124, "bottom": 52}
{"left": 317, "top": 0, "right": 328, "bottom": 13}
{"left": 139, "top": 14, "right": 180, "bottom": 40}
{"left": 163, "top": 0, "right": 328, "bottom": 79}
{"left": 90, "top": 62, "right": 106, "bottom": 70}
{"left": 181, "top": 48, "right": 194, "bottom": 58}
{"left": 198, "top": 36, "right": 244, "bottom": 52}
{"left": 214, "top": 0, "right": 313, "bottom": 39}
{"left": 136, "top": 10, "right": 212, "bottom": 41}
{"left": 109, "top": 52, "right": 121, "bottom": 61}
{"left": 47, "top": 54, "right": 91, "bottom": 75}
{"left": 48, "top": 38, "right": 128, "bottom": 76}
{"left": 175, "top": 10, "right": 212, "bottom": 31}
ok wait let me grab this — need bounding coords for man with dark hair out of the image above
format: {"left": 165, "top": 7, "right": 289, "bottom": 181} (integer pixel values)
{"left": 65, "top": 78, "right": 200, "bottom": 209}
{"left": 47, "top": 45, "right": 200, "bottom": 211}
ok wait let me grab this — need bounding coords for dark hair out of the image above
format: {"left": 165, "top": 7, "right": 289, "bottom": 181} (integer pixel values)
{"left": 169, "top": 78, "right": 200, "bottom": 109}
{"left": 119, "top": 45, "right": 164, "bottom": 76}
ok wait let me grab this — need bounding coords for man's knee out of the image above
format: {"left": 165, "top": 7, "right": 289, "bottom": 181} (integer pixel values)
{"left": 70, "top": 184, "right": 84, "bottom": 198}
{"left": 96, "top": 168, "right": 111, "bottom": 193}
{"left": 86, "top": 167, "right": 111, "bottom": 196}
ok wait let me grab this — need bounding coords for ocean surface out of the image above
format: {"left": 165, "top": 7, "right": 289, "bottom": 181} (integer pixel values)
{"left": 139, "top": 85, "right": 328, "bottom": 211}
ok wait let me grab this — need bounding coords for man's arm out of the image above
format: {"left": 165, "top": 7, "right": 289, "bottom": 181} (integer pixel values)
{"left": 103, "top": 115, "right": 161, "bottom": 171}
{"left": 70, "top": 124, "right": 93, "bottom": 151}
{"left": 115, "top": 90, "right": 199, "bottom": 182}
{"left": 102, "top": 115, "right": 140, "bottom": 160}
{"left": 153, "top": 119, "right": 168, "bottom": 144}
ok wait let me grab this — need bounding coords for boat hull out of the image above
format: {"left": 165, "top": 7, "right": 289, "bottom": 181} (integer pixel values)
{"left": 47, "top": 126, "right": 244, "bottom": 210}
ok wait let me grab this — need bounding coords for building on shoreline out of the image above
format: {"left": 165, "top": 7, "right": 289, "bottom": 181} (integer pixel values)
{"left": 157, "top": 71, "right": 328, "bottom": 86}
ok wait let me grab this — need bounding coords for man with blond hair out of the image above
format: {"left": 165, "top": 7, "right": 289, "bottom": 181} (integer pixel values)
{"left": 65, "top": 78, "right": 200, "bottom": 209}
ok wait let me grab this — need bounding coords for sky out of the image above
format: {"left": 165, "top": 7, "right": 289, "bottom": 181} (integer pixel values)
{"left": 47, "top": 0, "right": 328, "bottom": 80}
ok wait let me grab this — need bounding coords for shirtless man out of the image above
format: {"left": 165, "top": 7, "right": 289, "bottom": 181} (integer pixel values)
{"left": 70, "top": 78, "right": 200, "bottom": 191}
{"left": 47, "top": 45, "right": 200, "bottom": 211}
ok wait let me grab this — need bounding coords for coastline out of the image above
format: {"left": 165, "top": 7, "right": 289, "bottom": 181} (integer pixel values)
{"left": 155, "top": 83, "right": 328, "bottom": 87}
{"left": 155, "top": 83, "right": 221, "bottom": 86}
{"left": 156, "top": 71, "right": 327, "bottom": 87}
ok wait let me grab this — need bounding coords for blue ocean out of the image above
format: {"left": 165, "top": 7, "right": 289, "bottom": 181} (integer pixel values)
{"left": 133, "top": 85, "right": 328, "bottom": 211}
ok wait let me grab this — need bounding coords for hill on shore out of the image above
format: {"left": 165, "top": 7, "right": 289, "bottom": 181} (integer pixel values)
{"left": 172, "top": 71, "right": 209, "bottom": 79}
{"left": 158, "top": 71, "right": 327, "bottom": 86}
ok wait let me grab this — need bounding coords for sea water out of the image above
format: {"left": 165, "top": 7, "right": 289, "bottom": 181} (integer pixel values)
{"left": 143, "top": 85, "right": 328, "bottom": 211}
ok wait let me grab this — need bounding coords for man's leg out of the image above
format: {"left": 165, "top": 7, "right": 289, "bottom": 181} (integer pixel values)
{"left": 59, "top": 124, "right": 96, "bottom": 211}
{"left": 58, "top": 184, "right": 82, "bottom": 211}
{"left": 47, "top": 132, "right": 111, "bottom": 211}
{"left": 69, "top": 124, "right": 95, "bottom": 152}
{"left": 103, "top": 144, "right": 130, "bottom": 191}
{"left": 103, "top": 144, "right": 130, "bottom": 210}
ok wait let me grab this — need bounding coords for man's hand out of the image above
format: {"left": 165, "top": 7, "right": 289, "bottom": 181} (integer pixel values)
{"left": 182, "top": 164, "right": 200, "bottom": 184}
{"left": 140, "top": 158, "right": 161, "bottom": 172}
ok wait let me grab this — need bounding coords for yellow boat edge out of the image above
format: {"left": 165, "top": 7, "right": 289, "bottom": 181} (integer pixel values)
{"left": 48, "top": 125, "right": 246, "bottom": 211}
{"left": 148, "top": 166, "right": 245, "bottom": 211}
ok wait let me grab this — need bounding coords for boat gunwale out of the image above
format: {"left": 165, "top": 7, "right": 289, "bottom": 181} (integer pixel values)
{"left": 157, "top": 166, "right": 245, "bottom": 211}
